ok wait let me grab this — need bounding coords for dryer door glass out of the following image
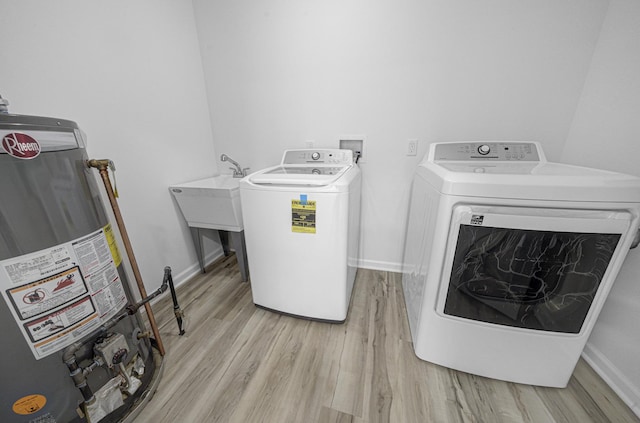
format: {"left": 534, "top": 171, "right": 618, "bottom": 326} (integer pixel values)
{"left": 440, "top": 206, "right": 631, "bottom": 334}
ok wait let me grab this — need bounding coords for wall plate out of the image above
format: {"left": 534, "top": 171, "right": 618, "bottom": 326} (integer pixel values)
{"left": 339, "top": 135, "right": 365, "bottom": 163}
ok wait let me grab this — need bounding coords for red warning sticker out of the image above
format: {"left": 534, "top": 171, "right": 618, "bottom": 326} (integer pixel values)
{"left": 2, "top": 132, "right": 41, "bottom": 159}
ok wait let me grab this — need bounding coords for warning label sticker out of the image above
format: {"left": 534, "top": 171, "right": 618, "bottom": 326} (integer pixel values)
{"left": 292, "top": 199, "right": 316, "bottom": 233}
{"left": 12, "top": 394, "right": 47, "bottom": 415}
{"left": 6, "top": 266, "right": 87, "bottom": 321}
{"left": 26, "top": 296, "right": 96, "bottom": 343}
{"left": 0, "top": 224, "right": 127, "bottom": 360}
{"left": 104, "top": 224, "right": 122, "bottom": 267}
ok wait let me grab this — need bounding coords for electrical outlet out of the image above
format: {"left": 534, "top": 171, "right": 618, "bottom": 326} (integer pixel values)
{"left": 305, "top": 140, "right": 315, "bottom": 148}
{"left": 407, "top": 139, "right": 418, "bottom": 156}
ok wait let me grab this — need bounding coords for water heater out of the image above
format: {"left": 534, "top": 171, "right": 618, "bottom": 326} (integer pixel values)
{"left": 0, "top": 113, "right": 159, "bottom": 422}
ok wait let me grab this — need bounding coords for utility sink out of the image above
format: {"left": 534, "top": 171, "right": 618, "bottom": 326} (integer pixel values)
{"left": 169, "top": 175, "right": 243, "bottom": 231}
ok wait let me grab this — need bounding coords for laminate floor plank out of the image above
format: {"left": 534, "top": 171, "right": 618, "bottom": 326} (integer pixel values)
{"left": 196, "top": 310, "right": 284, "bottom": 422}
{"left": 505, "top": 383, "right": 556, "bottom": 423}
{"left": 134, "top": 255, "right": 639, "bottom": 423}
{"left": 319, "top": 406, "right": 356, "bottom": 422}
{"left": 229, "top": 316, "right": 309, "bottom": 422}
{"left": 571, "top": 359, "right": 639, "bottom": 423}
{"left": 332, "top": 270, "right": 371, "bottom": 418}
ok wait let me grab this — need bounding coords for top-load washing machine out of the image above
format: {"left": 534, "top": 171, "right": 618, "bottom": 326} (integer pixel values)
{"left": 402, "top": 141, "right": 640, "bottom": 387}
{"left": 240, "top": 149, "right": 361, "bottom": 322}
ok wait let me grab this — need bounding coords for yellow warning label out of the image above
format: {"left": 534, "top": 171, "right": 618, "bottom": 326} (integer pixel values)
{"left": 104, "top": 224, "right": 122, "bottom": 267}
{"left": 292, "top": 200, "right": 316, "bottom": 233}
{"left": 12, "top": 394, "right": 46, "bottom": 415}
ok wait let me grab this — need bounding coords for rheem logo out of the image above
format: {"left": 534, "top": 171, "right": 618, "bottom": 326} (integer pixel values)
{"left": 2, "top": 133, "right": 41, "bottom": 159}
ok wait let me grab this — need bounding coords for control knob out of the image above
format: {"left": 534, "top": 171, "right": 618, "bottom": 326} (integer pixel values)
{"left": 477, "top": 144, "right": 491, "bottom": 155}
{"left": 311, "top": 152, "right": 321, "bottom": 160}
{"left": 112, "top": 348, "right": 128, "bottom": 365}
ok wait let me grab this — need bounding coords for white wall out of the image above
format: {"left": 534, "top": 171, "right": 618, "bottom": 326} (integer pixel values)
{"left": 193, "top": 0, "right": 609, "bottom": 270}
{"left": 563, "top": 0, "right": 640, "bottom": 415}
{"left": 0, "top": 1, "right": 220, "bottom": 292}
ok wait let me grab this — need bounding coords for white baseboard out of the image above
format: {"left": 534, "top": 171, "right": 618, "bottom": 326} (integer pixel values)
{"left": 357, "top": 258, "right": 403, "bottom": 273}
{"left": 147, "top": 248, "right": 224, "bottom": 307}
{"left": 582, "top": 343, "right": 640, "bottom": 418}
{"left": 170, "top": 249, "right": 223, "bottom": 288}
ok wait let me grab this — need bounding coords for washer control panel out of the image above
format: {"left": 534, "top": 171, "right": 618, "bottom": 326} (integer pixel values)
{"left": 433, "top": 142, "right": 540, "bottom": 161}
{"left": 282, "top": 149, "right": 354, "bottom": 165}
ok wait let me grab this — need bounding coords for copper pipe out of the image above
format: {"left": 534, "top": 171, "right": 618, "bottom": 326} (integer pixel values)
{"left": 87, "top": 159, "right": 166, "bottom": 356}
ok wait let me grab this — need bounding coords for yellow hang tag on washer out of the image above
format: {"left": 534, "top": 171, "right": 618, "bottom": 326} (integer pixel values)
{"left": 292, "top": 199, "right": 316, "bottom": 233}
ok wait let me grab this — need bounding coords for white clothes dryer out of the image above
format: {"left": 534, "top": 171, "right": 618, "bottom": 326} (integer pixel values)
{"left": 240, "top": 149, "right": 361, "bottom": 322}
{"left": 402, "top": 141, "right": 640, "bottom": 387}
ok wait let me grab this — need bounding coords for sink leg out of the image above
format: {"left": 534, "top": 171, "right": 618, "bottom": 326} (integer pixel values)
{"left": 230, "top": 231, "right": 249, "bottom": 282}
{"left": 190, "top": 227, "right": 206, "bottom": 273}
{"left": 219, "top": 230, "right": 231, "bottom": 256}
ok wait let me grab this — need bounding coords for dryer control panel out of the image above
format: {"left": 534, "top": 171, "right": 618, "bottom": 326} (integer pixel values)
{"left": 282, "top": 149, "right": 354, "bottom": 165}
{"left": 432, "top": 142, "right": 542, "bottom": 162}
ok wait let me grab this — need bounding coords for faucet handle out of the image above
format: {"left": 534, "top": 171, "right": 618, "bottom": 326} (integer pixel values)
{"left": 230, "top": 167, "right": 247, "bottom": 177}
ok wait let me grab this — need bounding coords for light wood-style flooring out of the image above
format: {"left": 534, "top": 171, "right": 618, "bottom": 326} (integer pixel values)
{"left": 135, "top": 255, "right": 639, "bottom": 422}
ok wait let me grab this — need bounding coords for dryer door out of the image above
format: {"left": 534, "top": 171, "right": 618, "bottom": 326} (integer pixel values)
{"left": 436, "top": 205, "right": 635, "bottom": 334}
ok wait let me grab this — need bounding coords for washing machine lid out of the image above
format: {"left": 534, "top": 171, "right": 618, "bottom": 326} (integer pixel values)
{"left": 243, "top": 148, "right": 357, "bottom": 188}
{"left": 247, "top": 164, "right": 351, "bottom": 186}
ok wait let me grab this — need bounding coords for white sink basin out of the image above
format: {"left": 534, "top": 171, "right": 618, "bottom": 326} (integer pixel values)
{"left": 169, "top": 175, "right": 243, "bottom": 231}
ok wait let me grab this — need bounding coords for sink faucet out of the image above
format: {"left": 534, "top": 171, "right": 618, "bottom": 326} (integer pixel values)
{"left": 220, "top": 154, "right": 249, "bottom": 178}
